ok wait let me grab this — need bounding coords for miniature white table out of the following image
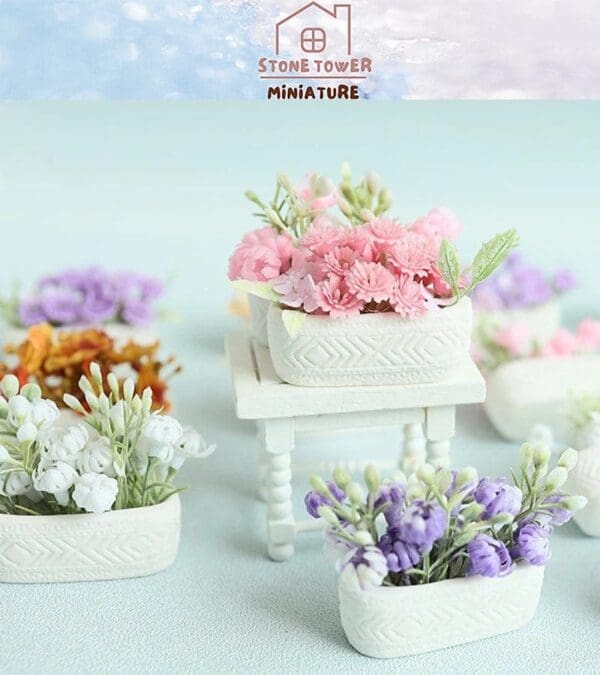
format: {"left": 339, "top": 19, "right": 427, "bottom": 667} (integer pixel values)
{"left": 226, "top": 332, "right": 486, "bottom": 561}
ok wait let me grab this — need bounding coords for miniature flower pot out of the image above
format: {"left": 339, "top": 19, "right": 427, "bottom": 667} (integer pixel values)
{"left": 484, "top": 354, "right": 600, "bottom": 442}
{"left": 568, "top": 447, "right": 600, "bottom": 537}
{"left": 475, "top": 299, "right": 561, "bottom": 343}
{"left": 248, "top": 295, "right": 270, "bottom": 347}
{"left": 0, "top": 495, "right": 180, "bottom": 583}
{"left": 338, "top": 562, "right": 545, "bottom": 658}
{"left": 267, "top": 298, "right": 473, "bottom": 387}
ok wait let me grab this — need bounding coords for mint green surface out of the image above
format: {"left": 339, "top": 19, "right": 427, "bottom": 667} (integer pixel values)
{"left": 0, "top": 103, "right": 599, "bottom": 673}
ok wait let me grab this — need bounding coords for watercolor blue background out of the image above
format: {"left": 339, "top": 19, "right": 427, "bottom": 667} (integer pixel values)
{"left": 0, "top": 102, "right": 599, "bottom": 673}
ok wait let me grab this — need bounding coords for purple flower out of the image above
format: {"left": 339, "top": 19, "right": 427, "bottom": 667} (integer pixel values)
{"left": 474, "top": 477, "right": 522, "bottom": 520}
{"left": 40, "top": 289, "right": 82, "bottom": 325}
{"left": 467, "top": 534, "right": 514, "bottom": 577}
{"left": 374, "top": 481, "right": 406, "bottom": 526}
{"left": 304, "top": 481, "right": 345, "bottom": 519}
{"left": 542, "top": 494, "right": 573, "bottom": 525}
{"left": 80, "top": 292, "right": 118, "bottom": 324}
{"left": 342, "top": 545, "right": 388, "bottom": 589}
{"left": 396, "top": 499, "right": 446, "bottom": 550}
{"left": 121, "top": 300, "right": 153, "bottom": 326}
{"left": 515, "top": 522, "right": 552, "bottom": 565}
{"left": 379, "top": 527, "right": 422, "bottom": 572}
{"left": 18, "top": 298, "right": 47, "bottom": 326}
{"left": 553, "top": 269, "right": 577, "bottom": 293}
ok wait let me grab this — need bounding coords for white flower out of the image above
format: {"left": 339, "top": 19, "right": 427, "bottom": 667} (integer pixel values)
{"left": 31, "top": 399, "right": 60, "bottom": 428}
{"left": 17, "top": 422, "right": 39, "bottom": 443}
{"left": 170, "top": 427, "right": 215, "bottom": 469}
{"left": 33, "top": 461, "right": 77, "bottom": 495}
{"left": 137, "top": 415, "right": 183, "bottom": 465}
{"left": 0, "top": 445, "right": 11, "bottom": 463}
{"left": 109, "top": 401, "right": 126, "bottom": 435}
{"left": 72, "top": 473, "right": 118, "bottom": 514}
{"left": 7, "top": 395, "right": 32, "bottom": 428}
{"left": 40, "top": 424, "right": 89, "bottom": 466}
{"left": 4, "top": 470, "right": 33, "bottom": 496}
{"left": 77, "top": 437, "right": 114, "bottom": 476}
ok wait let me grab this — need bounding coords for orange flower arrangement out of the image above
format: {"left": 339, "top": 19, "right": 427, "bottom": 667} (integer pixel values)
{"left": 0, "top": 324, "right": 179, "bottom": 411}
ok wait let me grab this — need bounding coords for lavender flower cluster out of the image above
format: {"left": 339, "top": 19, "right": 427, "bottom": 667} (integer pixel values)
{"left": 15, "top": 268, "right": 164, "bottom": 328}
{"left": 305, "top": 445, "right": 586, "bottom": 589}
{"left": 472, "top": 252, "right": 576, "bottom": 311}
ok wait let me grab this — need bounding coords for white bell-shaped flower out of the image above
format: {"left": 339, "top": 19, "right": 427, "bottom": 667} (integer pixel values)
{"left": 16, "top": 422, "right": 39, "bottom": 443}
{"left": 33, "top": 461, "right": 77, "bottom": 495}
{"left": 40, "top": 424, "right": 89, "bottom": 466}
{"left": 31, "top": 398, "right": 60, "bottom": 428}
{"left": 7, "top": 395, "right": 32, "bottom": 428}
{"left": 4, "top": 470, "right": 33, "bottom": 496}
{"left": 72, "top": 473, "right": 118, "bottom": 514}
{"left": 77, "top": 437, "right": 115, "bottom": 476}
{"left": 137, "top": 415, "right": 183, "bottom": 465}
{"left": 170, "top": 426, "right": 216, "bottom": 469}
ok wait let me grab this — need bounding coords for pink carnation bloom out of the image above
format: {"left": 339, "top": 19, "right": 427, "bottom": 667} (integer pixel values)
{"left": 315, "top": 275, "right": 364, "bottom": 318}
{"left": 345, "top": 261, "right": 396, "bottom": 303}
{"left": 411, "top": 208, "right": 462, "bottom": 241}
{"left": 342, "top": 227, "right": 377, "bottom": 262}
{"left": 296, "top": 174, "right": 338, "bottom": 212}
{"left": 366, "top": 218, "right": 407, "bottom": 246}
{"left": 494, "top": 322, "right": 531, "bottom": 357}
{"left": 323, "top": 246, "right": 358, "bottom": 276}
{"left": 300, "top": 218, "right": 347, "bottom": 257}
{"left": 228, "top": 226, "right": 294, "bottom": 281}
{"left": 576, "top": 319, "right": 600, "bottom": 350}
{"left": 387, "top": 232, "right": 437, "bottom": 278}
{"left": 273, "top": 271, "right": 320, "bottom": 313}
{"left": 390, "top": 275, "right": 427, "bottom": 318}
{"left": 423, "top": 265, "right": 453, "bottom": 299}
{"left": 539, "top": 329, "right": 580, "bottom": 357}
{"left": 290, "top": 248, "right": 328, "bottom": 282}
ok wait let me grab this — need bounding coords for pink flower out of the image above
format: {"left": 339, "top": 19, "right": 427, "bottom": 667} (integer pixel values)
{"left": 423, "top": 265, "right": 454, "bottom": 299}
{"left": 539, "top": 329, "right": 580, "bottom": 357}
{"left": 323, "top": 246, "right": 358, "bottom": 276}
{"left": 273, "top": 272, "right": 320, "bottom": 313}
{"left": 289, "top": 247, "right": 327, "bottom": 282}
{"left": 577, "top": 319, "right": 600, "bottom": 350}
{"left": 387, "top": 232, "right": 437, "bottom": 278}
{"left": 296, "top": 174, "right": 338, "bottom": 212}
{"left": 342, "top": 227, "right": 377, "bottom": 262}
{"left": 366, "top": 218, "right": 407, "bottom": 246}
{"left": 315, "top": 275, "right": 364, "bottom": 318}
{"left": 390, "top": 275, "right": 427, "bottom": 318}
{"left": 494, "top": 322, "right": 531, "bottom": 357}
{"left": 411, "top": 208, "right": 462, "bottom": 241}
{"left": 345, "top": 261, "right": 396, "bottom": 303}
{"left": 300, "top": 218, "right": 347, "bottom": 257}
{"left": 228, "top": 227, "right": 294, "bottom": 281}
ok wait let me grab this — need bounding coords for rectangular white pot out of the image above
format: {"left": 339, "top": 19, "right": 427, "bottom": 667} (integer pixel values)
{"left": 0, "top": 495, "right": 180, "bottom": 583}
{"left": 568, "top": 448, "right": 600, "bottom": 537}
{"left": 484, "top": 354, "right": 600, "bottom": 442}
{"left": 475, "top": 299, "right": 561, "bottom": 343}
{"left": 267, "top": 298, "right": 472, "bottom": 386}
{"left": 248, "top": 295, "right": 270, "bottom": 348}
{"left": 338, "top": 563, "right": 545, "bottom": 658}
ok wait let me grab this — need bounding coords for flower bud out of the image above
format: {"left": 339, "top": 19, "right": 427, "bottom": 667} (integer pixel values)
{"left": 456, "top": 466, "right": 478, "bottom": 490}
{"left": 142, "top": 387, "right": 153, "bottom": 414}
{"left": 16, "top": 422, "right": 38, "bottom": 443}
{"left": 435, "top": 468, "right": 453, "bottom": 494}
{"left": 488, "top": 512, "right": 515, "bottom": 527}
{"left": 558, "top": 447, "right": 578, "bottom": 472}
{"left": 277, "top": 172, "right": 294, "bottom": 193}
{"left": 84, "top": 390, "right": 99, "bottom": 411}
{"left": 562, "top": 495, "right": 587, "bottom": 512}
{"left": 377, "top": 188, "right": 393, "bottom": 211}
{"left": 89, "top": 362, "right": 103, "bottom": 387}
{"left": 0, "top": 374, "right": 19, "bottom": 399}
{"left": 20, "top": 383, "right": 41, "bottom": 402}
{"left": 244, "top": 190, "right": 262, "bottom": 206}
{"left": 107, "top": 373, "right": 120, "bottom": 400}
{"left": 533, "top": 445, "right": 551, "bottom": 470}
{"left": 347, "top": 482, "right": 365, "bottom": 505}
{"left": 337, "top": 197, "right": 354, "bottom": 219}
{"left": 365, "top": 170, "right": 380, "bottom": 196}
{"left": 309, "top": 475, "right": 330, "bottom": 497}
{"left": 353, "top": 530, "right": 374, "bottom": 547}
{"left": 416, "top": 463, "right": 435, "bottom": 485}
{"left": 340, "top": 161, "right": 351, "bottom": 182}
{"left": 545, "top": 467, "right": 568, "bottom": 491}
{"left": 359, "top": 209, "right": 375, "bottom": 223}
{"left": 461, "top": 502, "right": 485, "bottom": 522}
{"left": 0, "top": 398, "right": 8, "bottom": 420}
{"left": 332, "top": 466, "right": 351, "bottom": 490}
{"left": 393, "top": 469, "right": 407, "bottom": 483}
{"left": 63, "top": 394, "right": 85, "bottom": 414}
{"left": 317, "top": 505, "right": 339, "bottom": 525}
{"left": 123, "top": 378, "right": 135, "bottom": 402}
{"left": 364, "top": 465, "right": 381, "bottom": 494}
{"left": 98, "top": 394, "right": 110, "bottom": 416}
{"left": 130, "top": 396, "right": 142, "bottom": 414}
{"left": 78, "top": 375, "right": 94, "bottom": 394}
{"left": 519, "top": 443, "right": 534, "bottom": 470}
{"left": 265, "top": 208, "right": 285, "bottom": 229}
{"left": 453, "top": 524, "right": 478, "bottom": 547}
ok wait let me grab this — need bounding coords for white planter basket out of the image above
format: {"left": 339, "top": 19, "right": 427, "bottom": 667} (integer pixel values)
{"left": 248, "top": 295, "right": 270, "bottom": 347}
{"left": 475, "top": 299, "right": 561, "bottom": 343}
{"left": 267, "top": 298, "right": 473, "bottom": 387}
{"left": 484, "top": 354, "right": 600, "bottom": 442}
{"left": 0, "top": 495, "right": 180, "bottom": 583}
{"left": 338, "top": 563, "right": 544, "bottom": 658}
{"left": 568, "top": 447, "right": 600, "bottom": 537}
{"left": 1, "top": 322, "right": 159, "bottom": 351}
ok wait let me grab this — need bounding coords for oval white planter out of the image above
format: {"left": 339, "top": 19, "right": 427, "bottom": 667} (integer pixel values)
{"left": 1, "top": 322, "right": 159, "bottom": 351}
{"left": 338, "top": 563, "right": 545, "bottom": 658}
{"left": 0, "top": 495, "right": 180, "bottom": 583}
{"left": 475, "top": 299, "right": 561, "bottom": 343}
{"left": 267, "top": 298, "right": 473, "bottom": 387}
{"left": 568, "top": 447, "right": 600, "bottom": 537}
{"left": 248, "top": 295, "right": 270, "bottom": 347}
{"left": 484, "top": 354, "right": 600, "bottom": 442}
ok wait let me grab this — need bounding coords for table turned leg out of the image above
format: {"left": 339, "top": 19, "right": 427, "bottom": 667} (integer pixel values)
{"left": 256, "top": 421, "right": 269, "bottom": 502}
{"left": 425, "top": 406, "right": 456, "bottom": 468}
{"left": 263, "top": 418, "right": 295, "bottom": 561}
{"left": 402, "top": 422, "right": 427, "bottom": 474}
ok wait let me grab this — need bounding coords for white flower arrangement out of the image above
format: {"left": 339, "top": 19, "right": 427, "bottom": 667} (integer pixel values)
{"left": 0, "top": 363, "right": 214, "bottom": 516}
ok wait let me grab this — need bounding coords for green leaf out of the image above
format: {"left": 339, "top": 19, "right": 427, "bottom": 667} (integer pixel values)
{"left": 471, "top": 229, "right": 520, "bottom": 286}
{"left": 230, "top": 280, "right": 280, "bottom": 302}
{"left": 281, "top": 310, "right": 307, "bottom": 337}
{"left": 437, "top": 239, "right": 461, "bottom": 296}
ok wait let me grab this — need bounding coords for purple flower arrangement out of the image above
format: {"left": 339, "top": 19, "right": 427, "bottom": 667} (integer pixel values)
{"left": 305, "top": 445, "right": 586, "bottom": 590}
{"left": 472, "top": 252, "right": 576, "bottom": 311}
{"left": 12, "top": 268, "right": 164, "bottom": 328}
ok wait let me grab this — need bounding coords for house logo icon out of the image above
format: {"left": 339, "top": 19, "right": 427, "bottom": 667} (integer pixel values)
{"left": 275, "top": 2, "right": 352, "bottom": 56}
